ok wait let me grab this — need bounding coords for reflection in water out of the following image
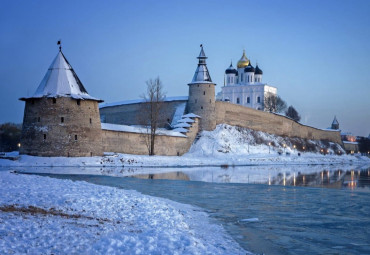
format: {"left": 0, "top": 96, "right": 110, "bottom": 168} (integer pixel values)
{"left": 133, "top": 172, "right": 190, "bottom": 181}
{"left": 128, "top": 167, "right": 370, "bottom": 190}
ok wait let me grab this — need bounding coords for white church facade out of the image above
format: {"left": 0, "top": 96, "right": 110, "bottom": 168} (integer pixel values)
{"left": 217, "top": 50, "right": 277, "bottom": 110}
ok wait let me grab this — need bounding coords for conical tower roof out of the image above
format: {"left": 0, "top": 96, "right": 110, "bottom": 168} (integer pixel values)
{"left": 189, "top": 45, "right": 215, "bottom": 85}
{"left": 332, "top": 116, "right": 339, "bottom": 125}
{"left": 20, "top": 50, "right": 102, "bottom": 102}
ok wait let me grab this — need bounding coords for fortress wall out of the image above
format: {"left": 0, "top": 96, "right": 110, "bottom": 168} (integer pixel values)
{"left": 20, "top": 97, "right": 103, "bottom": 157}
{"left": 215, "top": 101, "right": 342, "bottom": 144}
{"left": 100, "top": 100, "right": 187, "bottom": 127}
{"left": 101, "top": 117, "right": 200, "bottom": 156}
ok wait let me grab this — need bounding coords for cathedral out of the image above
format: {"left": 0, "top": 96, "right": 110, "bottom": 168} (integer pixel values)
{"left": 217, "top": 50, "right": 277, "bottom": 110}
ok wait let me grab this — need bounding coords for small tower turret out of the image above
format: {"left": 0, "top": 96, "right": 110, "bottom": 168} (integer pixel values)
{"left": 225, "top": 61, "right": 237, "bottom": 86}
{"left": 244, "top": 62, "right": 255, "bottom": 84}
{"left": 19, "top": 46, "right": 104, "bottom": 157}
{"left": 254, "top": 63, "right": 263, "bottom": 83}
{"left": 187, "top": 45, "right": 216, "bottom": 131}
{"left": 331, "top": 116, "right": 340, "bottom": 130}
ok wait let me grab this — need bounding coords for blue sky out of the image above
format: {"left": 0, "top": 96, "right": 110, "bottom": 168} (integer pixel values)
{"left": 1, "top": 0, "right": 369, "bottom": 136}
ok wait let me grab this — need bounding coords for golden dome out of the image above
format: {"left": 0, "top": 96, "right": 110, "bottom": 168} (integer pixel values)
{"left": 237, "top": 50, "right": 250, "bottom": 68}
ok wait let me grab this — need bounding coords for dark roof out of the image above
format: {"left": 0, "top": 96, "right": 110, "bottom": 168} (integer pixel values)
{"left": 244, "top": 62, "right": 255, "bottom": 73}
{"left": 255, "top": 64, "right": 263, "bottom": 75}
{"left": 225, "top": 63, "right": 237, "bottom": 74}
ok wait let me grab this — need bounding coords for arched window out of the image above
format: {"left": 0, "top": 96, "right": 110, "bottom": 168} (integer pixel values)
{"left": 247, "top": 75, "right": 249, "bottom": 83}
{"left": 247, "top": 97, "right": 250, "bottom": 104}
{"left": 237, "top": 98, "right": 240, "bottom": 104}
{"left": 257, "top": 96, "right": 261, "bottom": 103}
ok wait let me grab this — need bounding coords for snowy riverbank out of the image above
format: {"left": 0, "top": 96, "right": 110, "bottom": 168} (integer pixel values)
{"left": 0, "top": 171, "right": 246, "bottom": 254}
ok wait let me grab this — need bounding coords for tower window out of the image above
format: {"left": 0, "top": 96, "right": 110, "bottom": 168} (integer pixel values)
{"left": 247, "top": 97, "right": 250, "bottom": 104}
{"left": 90, "top": 118, "right": 92, "bottom": 124}
{"left": 75, "top": 135, "right": 78, "bottom": 141}
{"left": 77, "top": 99, "right": 81, "bottom": 106}
{"left": 257, "top": 97, "right": 261, "bottom": 103}
{"left": 43, "top": 134, "right": 46, "bottom": 140}
{"left": 52, "top": 98, "right": 56, "bottom": 104}
{"left": 247, "top": 76, "right": 249, "bottom": 82}
{"left": 203, "top": 91, "right": 205, "bottom": 95}
{"left": 61, "top": 117, "right": 64, "bottom": 123}
{"left": 237, "top": 98, "right": 240, "bottom": 104}
{"left": 37, "top": 117, "right": 40, "bottom": 122}
{"left": 201, "top": 106, "right": 203, "bottom": 109}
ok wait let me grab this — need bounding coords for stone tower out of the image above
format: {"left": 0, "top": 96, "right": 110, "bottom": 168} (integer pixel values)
{"left": 187, "top": 45, "right": 216, "bottom": 131}
{"left": 19, "top": 48, "right": 104, "bottom": 157}
{"left": 331, "top": 116, "right": 339, "bottom": 130}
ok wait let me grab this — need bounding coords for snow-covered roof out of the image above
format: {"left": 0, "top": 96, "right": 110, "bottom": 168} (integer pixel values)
{"left": 170, "top": 102, "right": 187, "bottom": 127}
{"left": 172, "top": 128, "right": 189, "bottom": 133}
{"left": 343, "top": 141, "right": 358, "bottom": 145}
{"left": 100, "top": 96, "right": 188, "bottom": 108}
{"left": 182, "top": 113, "right": 201, "bottom": 118}
{"left": 20, "top": 51, "right": 102, "bottom": 102}
{"left": 189, "top": 65, "right": 214, "bottom": 84}
{"left": 174, "top": 123, "right": 191, "bottom": 128}
{"left": 101, "top": 123, "right": 187, "bottom": 137}
{"left": 189, "top": 45, "right": 214, "bottom": 85}
{"left": 178, "top": 118, "right": 195, "bottom": 123}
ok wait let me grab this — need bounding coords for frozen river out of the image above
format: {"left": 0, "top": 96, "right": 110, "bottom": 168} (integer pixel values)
{"left": 10, "top": 165, "right": 370, "bottom": 254}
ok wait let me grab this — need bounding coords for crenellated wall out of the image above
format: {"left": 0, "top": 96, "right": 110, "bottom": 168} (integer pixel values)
{"left": 101, "top": 117, "right": 200, "bottom": 156}
{"left": 215, "top": 101, "right": 342, "bottom": 144}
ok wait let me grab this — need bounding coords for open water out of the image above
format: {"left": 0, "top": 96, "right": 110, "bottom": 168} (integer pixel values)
{"left": 8, "top": 165, "right": 370, "bottom": 254}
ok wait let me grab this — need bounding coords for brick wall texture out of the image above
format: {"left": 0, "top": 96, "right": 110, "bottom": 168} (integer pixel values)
{"left": 215, "top": 101, "right": 342, "bottom": 144}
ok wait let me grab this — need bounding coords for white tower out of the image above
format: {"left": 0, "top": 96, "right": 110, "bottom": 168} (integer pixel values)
{"left": 244, "top": 62, "right": 255, "bottom": 84}
{"left": 237, "top": 50, "right": 249, "bottom": 84}
{"left": 254, "top": 64, "right": 263, "bottom": 83}
{"left": 225, "top": 62, "right": 237, "bottom": 86}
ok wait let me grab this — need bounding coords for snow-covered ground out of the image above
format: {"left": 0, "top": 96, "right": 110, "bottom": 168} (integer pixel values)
{"left": 0, "top": 171, "right": 246, "bottom": 254}
{"left": 1, "top": 125, "right": 369, "bottom": 168}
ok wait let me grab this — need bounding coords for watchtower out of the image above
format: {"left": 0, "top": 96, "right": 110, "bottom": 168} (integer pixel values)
{"left": 187, "top": 45, "right": 216, "bottom": 131}
{"left": 19, "top": 47, "right": 103, "bottom": 157}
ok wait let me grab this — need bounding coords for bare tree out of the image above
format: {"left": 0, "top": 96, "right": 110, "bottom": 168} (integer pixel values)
{"left": 285, "top": 105, "right": 301, "bottom": 122}
{"left": 264, "top": 94, "right": 287, "bottom": 113}
{"left": 139, "top": 77, "right": 166, "bottom": 155}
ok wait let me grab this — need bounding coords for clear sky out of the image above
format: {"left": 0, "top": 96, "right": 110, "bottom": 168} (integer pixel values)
{"left": 1, "top": 0, "right": 369, "bottom": 136}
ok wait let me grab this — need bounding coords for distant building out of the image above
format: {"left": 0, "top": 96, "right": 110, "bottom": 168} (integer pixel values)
{"left": 331, "top": 116, "right": 339, "bottom": 130}
{"left": 217, "top": 50, "right": 277, "bottom": 110}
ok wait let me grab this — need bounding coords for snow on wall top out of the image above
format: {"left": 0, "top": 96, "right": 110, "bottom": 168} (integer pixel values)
{"left": 182, "top": 113, "right": 201, "bottom": 118}
{"left": 170, "top": 102, "right": 187, "bottom": 127}
{"left": 20, "top": 51, "right": 102, "bottom": 102}
{"left": 101, "top": 123, "right": 187, "bottom": 137}
{"left": 178, "top": 118, "right": 195, "bottom": 123}
{"left": 100, "top": 96, "right": 188, "bottom": 108}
